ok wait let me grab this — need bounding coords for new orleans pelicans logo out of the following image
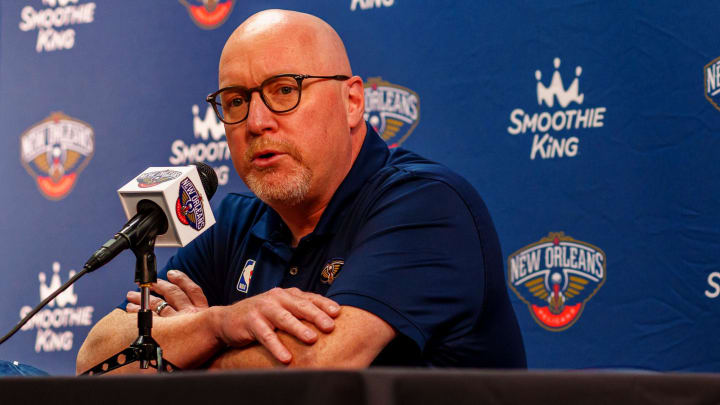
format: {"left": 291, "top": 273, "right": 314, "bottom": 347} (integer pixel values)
{"left": 364, "top": 77, "right": 420, "bottom": 147}
{"left": 175, "top": 177, "right": 206, "bottom": 231}
{"left": 136, "top": 170, "right": 182, "bottom": 188}
{"left": 20, "top": 112, "right": 94, "bottom": 200}
{"left": 179, "top": 0, "right": 234, "bottom": 30}
{"left": 508, "top": 232, "right": 606, "bottom": 331}
{"left": 321, "top": 259, "right": 344, "bottom": 285}
{"left": 704, "top": 56, "right": 720, "bottom": 112}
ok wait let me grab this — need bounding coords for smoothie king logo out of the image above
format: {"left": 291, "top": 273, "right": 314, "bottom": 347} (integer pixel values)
{"left": 18, "top": 0, "right": 96, "bottom": 53}
{"left": 507, "top": 58, "right": 607, "bottom": 160}
{"left": 179, "top": 0, "right": 234, "bottom": 29}
{"left": 19, "top": 262, "right": 94, "bottom": 352}
{"left": 364, "top": 77, "right": 420, "bottom": 147}
{"left": 20, "top": 112, "right": 94, "bottom": 200}
{"left": 704, "top": 56, "right": 720, "bottom": 112}
{"left": 169, "top": 104, "right": 230, "bottom": 186}
{"left": 508, "top": 232, "right": 606, "bottom": 331}
{"left": 351, "top": 0, "right": 394, "bottom": 11}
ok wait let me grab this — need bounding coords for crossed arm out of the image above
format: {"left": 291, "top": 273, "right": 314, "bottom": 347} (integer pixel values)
{"left": 75, "top": 270, "right": 395, "bottom": 374}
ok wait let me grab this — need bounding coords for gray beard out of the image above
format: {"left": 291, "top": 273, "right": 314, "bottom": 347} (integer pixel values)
{"left": 245, "top": 164, "right": 312, "bottom": 206}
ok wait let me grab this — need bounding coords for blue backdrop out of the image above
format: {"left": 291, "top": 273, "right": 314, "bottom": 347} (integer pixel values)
{"left": 1, "top": 0, "right": 719, "bottom": 375}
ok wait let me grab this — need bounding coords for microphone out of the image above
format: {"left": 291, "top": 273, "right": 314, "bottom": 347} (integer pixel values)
{"left": 83, "top": 163, "right": 218, "bottom": 272}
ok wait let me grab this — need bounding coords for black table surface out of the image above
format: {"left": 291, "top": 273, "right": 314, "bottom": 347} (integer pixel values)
{"left": 2, "top": 368, "right": 719, "bottom": 405}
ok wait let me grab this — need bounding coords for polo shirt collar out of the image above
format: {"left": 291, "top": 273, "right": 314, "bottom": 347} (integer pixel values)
{"left": 250, "top": 123, "right": 389, "bottom": 243}
{"left": 254, "top": 207, "right": 288, "bottom": 242}
{"left": 312, "top": 123, "right": 389, "bottom": 237}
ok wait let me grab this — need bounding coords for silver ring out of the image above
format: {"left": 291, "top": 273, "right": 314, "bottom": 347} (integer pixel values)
{"left": 155, "top": 301, "right": 169, "bottom": 315}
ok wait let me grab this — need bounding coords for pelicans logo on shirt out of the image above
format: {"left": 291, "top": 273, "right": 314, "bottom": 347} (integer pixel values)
{"left": 364, "top": 77, "right": 420, "bottom": 147}
{"left": 321, "top": 259, "right": 344, "bottom": 285}
{"left": 508, "top": 232, "right": 606, "bottom": 331}
{"left": 20, "top": 112, "right": 94, "bottom": 200}
{"left": 179, "top": 0, "right": 234, "bottom": 30}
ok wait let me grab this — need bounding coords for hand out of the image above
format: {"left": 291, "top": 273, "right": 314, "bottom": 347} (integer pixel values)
{"left": 126, "top": 270, "right": 209, "bottom": 316}
{"left": 211, "top": 287, "right": 341, "bottom": 364}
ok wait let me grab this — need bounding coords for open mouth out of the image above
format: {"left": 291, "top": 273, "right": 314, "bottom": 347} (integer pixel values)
{"left": 251, "top": 150, "right": 286, "bottom": 167}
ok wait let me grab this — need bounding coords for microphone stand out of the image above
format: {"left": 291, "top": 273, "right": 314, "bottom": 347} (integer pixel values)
{"left": 0, "top": 166, "right": 218, "bottom": 369}
{"left": 81, "top": 236, "right": 179, "bottom": 375}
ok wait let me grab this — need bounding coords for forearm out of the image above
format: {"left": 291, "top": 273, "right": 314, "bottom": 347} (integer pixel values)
{"left": 208, "top": 326, "right": 328, "bottom": 369}
{"left": 208, "top": 344, "right": 284, "bottom": 369}
{"left": 208, "top": 308, "right": 394, "bottom": 369}
{"left": 76, "top": 308, "right": 222, "bottom": 375}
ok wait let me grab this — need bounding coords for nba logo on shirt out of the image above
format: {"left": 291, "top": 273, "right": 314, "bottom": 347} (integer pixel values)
{"left": 237, "top": 259, "right": 255, "bottom": 293}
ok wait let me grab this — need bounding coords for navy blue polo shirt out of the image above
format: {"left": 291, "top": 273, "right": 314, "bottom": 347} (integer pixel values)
{"left": 125, "top": 125, "right": 526, "bottom": 368}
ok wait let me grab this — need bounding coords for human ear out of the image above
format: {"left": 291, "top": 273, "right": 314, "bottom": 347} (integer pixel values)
{"left": 345, "top": 76, "right": 365, "bottom": 130}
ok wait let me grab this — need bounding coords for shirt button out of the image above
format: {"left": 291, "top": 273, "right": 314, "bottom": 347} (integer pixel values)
{"left": 289, "top": 266, "right": 299, "bottom": 276}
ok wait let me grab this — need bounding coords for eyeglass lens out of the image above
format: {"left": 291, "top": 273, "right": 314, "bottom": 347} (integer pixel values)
{"left": 215, "top": 76, "right": 300, "bottom": 123}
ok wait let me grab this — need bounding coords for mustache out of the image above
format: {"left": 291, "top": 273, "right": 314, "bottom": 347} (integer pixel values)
{"left": 245, "top": 138, "right": 302, "bottom": 161}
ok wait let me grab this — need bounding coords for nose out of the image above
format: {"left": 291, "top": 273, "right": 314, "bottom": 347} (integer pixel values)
{"left": 246, "top": 91, "right": 277, "bottom": 136}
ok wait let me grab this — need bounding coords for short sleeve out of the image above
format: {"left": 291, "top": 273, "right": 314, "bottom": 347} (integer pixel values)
{"left": 326, "top": 177, "right": 485, "bottom": 351}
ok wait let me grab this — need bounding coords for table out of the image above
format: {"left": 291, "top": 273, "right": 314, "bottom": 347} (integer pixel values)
{"left": 2, "top": 368, "right": 719, "bottom": 405}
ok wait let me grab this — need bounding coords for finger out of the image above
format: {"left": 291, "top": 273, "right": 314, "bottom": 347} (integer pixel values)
{"left": 267, "top": 306, "right": 318, "bottom": 344}
{"left": 306, "top": 295, "right": 341, "bottom": 318}
{"left": 126, "top": 291, "right": 167, "bottom": 308}
{"left": 154, "top": 299, "right": 177, "bottom": 316}
{"left": 151, "top": 279, "right": 193, "bottom": 310}
{"left": 167, "top": 270, "right": 209, "bottom": 308}
{"left": 126, "top": 303, "right": 140, "bottom": 313}
{"left": 126, "top": 291, "right": 141, "bottom": 305}
{"left": 281, "top": 291, "right": 335, "bottom": 333}
{"left": 126, "top": 292, "right": 176, "bottom": 316}
{"left": 126, "top": 290, "right": 159, "bottom": 308}
{"left": 286, "top": 288, "right": 341, "bottom": 317}
{"left": 250, "top": 318, "right": 292, "bottom": 364}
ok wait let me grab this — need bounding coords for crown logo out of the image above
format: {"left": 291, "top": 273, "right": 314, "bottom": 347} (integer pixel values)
{"left": 536, "top": 58, "right": 584, "bottom": 108}
{"left": 38, "top": 262, "right": 77, "bottom": 308}
{"left": 192, "top": 104, "right": 225, "bottom": 141}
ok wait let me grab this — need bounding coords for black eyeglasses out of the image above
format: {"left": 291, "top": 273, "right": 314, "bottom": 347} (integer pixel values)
{"left": 206, "top": 74, "right": 350, "bottom": 124}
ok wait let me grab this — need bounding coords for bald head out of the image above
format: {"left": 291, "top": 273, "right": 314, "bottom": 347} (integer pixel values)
{"left": 219, "top": 9, "right": 351, "bottom": 85}
{"left": 215, "top": 9, "right": 367, "bottom": 219}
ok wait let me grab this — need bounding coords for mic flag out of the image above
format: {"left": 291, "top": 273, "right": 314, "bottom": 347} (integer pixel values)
{"left": 117, "top": 165, "right": 217, "bottom": 247}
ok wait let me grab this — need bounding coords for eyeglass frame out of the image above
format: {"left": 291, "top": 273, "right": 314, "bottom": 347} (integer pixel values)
{"left": 206, "top": 73, "right": 351, "bottom": 125}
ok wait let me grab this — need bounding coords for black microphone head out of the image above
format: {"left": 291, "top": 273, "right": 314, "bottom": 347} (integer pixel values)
{"left": 193, "top": 162, "right": 218, "bottom": 200}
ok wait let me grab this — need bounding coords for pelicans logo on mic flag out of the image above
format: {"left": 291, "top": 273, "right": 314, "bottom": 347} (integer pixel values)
{"left": 176, "top": 177, "right": 206, "bottom": 231}
{"left": 20, "top": 112, "right": 94, "bottom": 200}
{"left": 508, "top": 232, "right": 606, "bottom": 331}
{"left": 704, "top": 56, "right": 720, "bottom": 112}
{"left": 363, "top": 77, "right": 420, "bottom": 147}
{"left": 136, "top": 170, "right": 181, "bottom": 188}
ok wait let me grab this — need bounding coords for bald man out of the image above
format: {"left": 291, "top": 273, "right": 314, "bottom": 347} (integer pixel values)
{"left": 76, "top": 10, "right": 526, "bottom": 373}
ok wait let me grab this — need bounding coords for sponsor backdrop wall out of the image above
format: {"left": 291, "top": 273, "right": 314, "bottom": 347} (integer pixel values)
{"left": 1, "top": 0, "right": 719, "bottom": 375}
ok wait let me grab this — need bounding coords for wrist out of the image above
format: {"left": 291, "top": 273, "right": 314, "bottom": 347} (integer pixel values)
{"left": 205, "top": 305, "right": 226, "bottom": 348}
